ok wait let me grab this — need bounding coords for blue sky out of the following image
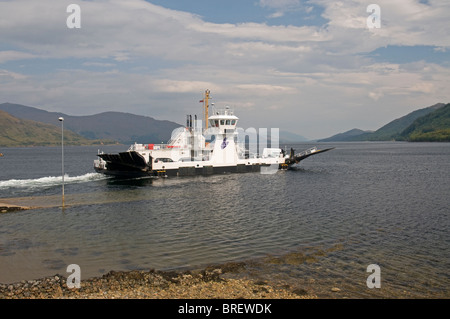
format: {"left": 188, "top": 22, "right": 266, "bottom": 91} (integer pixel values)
{"left": 148, "top": 0, "right": 327, "bottom": 26}
{"left": 0, "top": 0, "right": 449, "bottom": 140}
{"left": 364, "top": 45, "right": 449, "bottom": 65}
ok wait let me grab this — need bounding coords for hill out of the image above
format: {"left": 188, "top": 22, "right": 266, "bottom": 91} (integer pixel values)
{"left": 279, "top": 130, "right": 308, "bottom": 143}
{"left": 399, "top": 103, "right": 450, "bottom": 142}
{"left": 318, "top": 128, "right": 372, "bottom": 142}
{"left": 353, "top": 103, "right": 445, "bottom": 141}
{"left": 318, "top": 103, "right": 446, "bottom": 142}
{"left": 0, "top": 103, "right": 182, "bottom": 145}
{"left": 0, "top": 110, "right": 113, "bottom": 147}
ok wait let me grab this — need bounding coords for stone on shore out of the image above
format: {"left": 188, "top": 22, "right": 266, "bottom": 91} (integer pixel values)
{"left": 0, "top": 268, "right": 316, "bottom": 299}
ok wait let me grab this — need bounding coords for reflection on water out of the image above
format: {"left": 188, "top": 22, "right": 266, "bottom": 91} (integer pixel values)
{"left": 0, "top": 143, "right": 449, "bottom": 298}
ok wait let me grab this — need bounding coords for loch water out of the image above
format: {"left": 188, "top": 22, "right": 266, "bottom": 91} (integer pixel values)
{"left": 0, "top": 142, "right": 448, "bottom": 298}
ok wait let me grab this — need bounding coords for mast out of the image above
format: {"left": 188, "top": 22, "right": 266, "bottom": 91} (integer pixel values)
{"left": 204, "top": 89, "right": 210, "bottom": 129}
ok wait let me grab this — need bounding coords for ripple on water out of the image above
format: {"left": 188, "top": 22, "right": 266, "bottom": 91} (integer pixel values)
{"left": 0, "top": 143, "right": 448, "bottom": 297}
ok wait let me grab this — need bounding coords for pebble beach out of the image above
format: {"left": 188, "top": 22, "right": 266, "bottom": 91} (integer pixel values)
{"left": 0, "top": 263, "right": 316, "bottom": 299}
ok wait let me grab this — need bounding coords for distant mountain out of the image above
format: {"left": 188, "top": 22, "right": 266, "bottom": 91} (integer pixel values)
{"left": 353, "top": 103, "right": 445, "bottom": 141}
{"left": 0, "top": 110, "right": 112, "bottom": 147}
{"left": 318, "top": 103, "right": 446, "bottom": 142}
{"left": 279, "top": 130, "right": 308, "bottom": 143}
{"left": 318, "top": 128, "right": 372, "bottom": 142}
{"left": 0, "top": 103, "right": 182, "bottom": 145}
{"left": 399, "top": 103, "right": 450, "bottom": 142}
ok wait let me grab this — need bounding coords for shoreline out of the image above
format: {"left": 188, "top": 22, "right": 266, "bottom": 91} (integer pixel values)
{"left": 0, "top": 262, "right": 316, "bottom": 299}
{"left": 0, "top": 203, "right": 32, "bottom": 213}
{"left": 2, "top": 249, "right": 448, "bottom": 299}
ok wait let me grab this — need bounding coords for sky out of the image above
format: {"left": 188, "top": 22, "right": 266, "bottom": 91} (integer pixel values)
{"left": 0, "top": 0, "right": 449, "bottom": 140}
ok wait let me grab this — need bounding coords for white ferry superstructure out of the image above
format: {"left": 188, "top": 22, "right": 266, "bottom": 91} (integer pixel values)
{"left": 94, "top": 90, "right": 333, "bottom": 177}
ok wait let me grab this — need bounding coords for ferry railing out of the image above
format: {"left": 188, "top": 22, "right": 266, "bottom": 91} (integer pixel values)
{"left": 296, "top": 147, "right": 317, "bottom": 157}
{"left": 128, "top": 143, "right": 183, "bottom": 151}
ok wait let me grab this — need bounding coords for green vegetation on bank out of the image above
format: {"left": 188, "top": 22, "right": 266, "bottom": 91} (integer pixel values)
{"left": 318, "top": 102, "right": 450, "bottom": 142}
{"left": 398, "top": 103, "right": 450, "bottom": 142}
{"left": 0, "top": 103, "right": 181, "bottom": 145}
{"left": 408, "top": 129, "right": 450, "bottom": 142}
{"left": 0, "top": 110, "right": 116, "bottom": 147}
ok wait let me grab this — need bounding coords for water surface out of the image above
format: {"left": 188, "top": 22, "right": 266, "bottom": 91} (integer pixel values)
{"left": 0, "top": 142, "right": 448, "bottom": 298}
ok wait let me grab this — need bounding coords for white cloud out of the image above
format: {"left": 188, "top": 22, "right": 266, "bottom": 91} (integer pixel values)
{"left": 81, "top": 62, "right": 116, "bottom": 68}
{"left": 0, "top": 51, "right": 36, "bottom": 63}
{"left": 259, "top": 0, "right": 301, "bottom": 9}
{"left": 151, "top": 79, "right": 217, "bottom": 94}
{"left": 433, "top": 47, "right": 447, "bottom": 53}
{"left": 0, "top": 0, "right": 448, "bottom": 139}
{"left": 312, "top": 0, "right": 450, "bottom": 49}
{"left": 235, "top": 84, "right": 297, "bottom": 95}
{"left": 268, "top": 11, "right": 284, "bottom": 19}
{"left": 0, "top": 69, "right": 29, "bottom": 80}
{"left": 368, "top": 91, "right": 384, "bottom": 101}
{"left": 258, "top": 0, "right": 302, "bottom": 18}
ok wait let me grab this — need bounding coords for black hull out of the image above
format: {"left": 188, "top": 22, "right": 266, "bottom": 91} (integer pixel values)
{"left": 94, "top": 166, "right": 152, "bottom": 178}
{"left": 166, "top": 164, "right": 268, "bottom": 176}
{"left": 94, "top": 147, "right": 334, "bottom": 178}
{"left": 95, "top": 163, "right": 279, "bottom": 178}
{"left": 97, "top": 151, "right": 149, "bottom": 171}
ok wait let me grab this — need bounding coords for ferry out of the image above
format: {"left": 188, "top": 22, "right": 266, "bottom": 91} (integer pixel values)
{"left": 94, "top": 90, "right": 333, "bottom": 177}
